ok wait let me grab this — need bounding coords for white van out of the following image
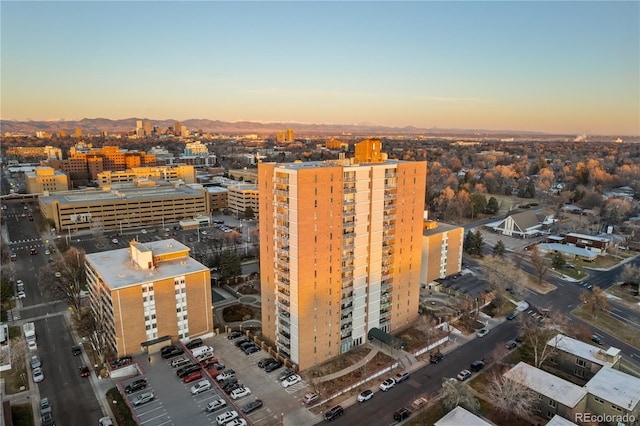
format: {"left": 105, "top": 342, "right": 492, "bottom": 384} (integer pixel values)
{"left": 191, "top": 345, "right": 213, "bottom": 358}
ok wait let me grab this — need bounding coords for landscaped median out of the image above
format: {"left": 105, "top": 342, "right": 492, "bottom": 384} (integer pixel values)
{"left": 572, "top": 305, "right": 640, "bottom": 349}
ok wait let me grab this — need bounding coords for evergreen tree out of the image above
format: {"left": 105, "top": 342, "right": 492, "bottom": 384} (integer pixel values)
{"left": 244, "top": 206, "right": 255, "bottom": 220}
{"left": 552, "top": 252, "right": 566, "bottom": 269}
{"left": 220, "top": 250, "right": 242, "bottom": 279}
{"left": 493, "top": 240, "right": 506, "bottom": 256}
{"left": 486, "top": 197, "right": 500, "bottom": 214}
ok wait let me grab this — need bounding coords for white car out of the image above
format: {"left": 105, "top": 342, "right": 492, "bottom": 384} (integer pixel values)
{"left": 190, "top": 380, "right": 211, "bottom": 395}
{"left": 357, "top": 389, "right": 374, "bottom": 402}
{"left": 28, "top": 340, "right": 38, "bottom": 351}
{"left": 379, "top": 378, "right": 395, "bottom": 391}
{"left": 230, "top": 386, "right": 251, "bottom": 400}
{"left": 281, "top": 374, "right": 302, "bottom": 388}
{"left": 206, "top": 399, "right": 227, "bottom": 412}
{"left": 201, "top": 230, "right": 207, "bottom": 235}
{"left": 112, "top": 238, "right": 119, "bottom": 244}
{"left": 132, "top": 391, "right": 155, "bottom": 406}
{"left": 141, "top": 229, "right": 147, "bottom": 234}
{"left": 33, "top": 367, "right": 44, "bottom": 382}
{"left": 54, "top": 272, "right": 61, "bottom": 278}
{"left": 17, "top": 291, "right": 26, "bottom": 299}
{"left": 216, "top": 410, "right": 238, "bottom": 425}
{"left": 457, "top": 370, "right": 472, "bottom": 381}
{"left": 477, "top": 328, "right": 489, "bottom": 338}
{"left": 225, "top": 419, "right": 247, "bottom": 426}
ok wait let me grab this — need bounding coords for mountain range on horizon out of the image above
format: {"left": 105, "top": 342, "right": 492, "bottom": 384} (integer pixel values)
{"left": 0, "top": 117, "right": 561, "bottom": 138}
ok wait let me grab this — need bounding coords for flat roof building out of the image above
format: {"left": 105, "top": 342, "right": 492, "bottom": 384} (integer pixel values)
{"left": 259, "top": 139, "right": 426, "bottom": 370}
{"left": 86, "top": 239, "right": 213, "bottom": 357}
{"left": 38, "top": 183, "right": 209, "bottom": 233}
{"left": 25, "top": 166, "right": 69, "bottom": 194}
{"left": 227, "top": 184, "right": 259, "bottom": 218}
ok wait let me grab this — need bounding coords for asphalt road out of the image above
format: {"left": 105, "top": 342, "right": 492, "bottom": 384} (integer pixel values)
{"left": 4, "top": 198, "right": 106, "bottom": 426}
{"left": 322, "top": 321, "right": 519, "bottom": 426}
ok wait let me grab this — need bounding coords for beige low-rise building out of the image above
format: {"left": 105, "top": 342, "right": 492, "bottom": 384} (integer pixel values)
{"left": 228, "top": 184, "right": 259, "bottom": 218}
{"left": 421, "top": 220, "right": 463, "bottom": 285}
{"left": 25, "top": 166, "right": 69, "bottom": 193}
{"left": 96, "top": 165, "right": 196, "bottom": 187}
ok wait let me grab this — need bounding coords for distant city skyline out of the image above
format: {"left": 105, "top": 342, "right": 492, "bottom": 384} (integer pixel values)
{"left": 1, "top": 1, "right": 638, "bottom": 136}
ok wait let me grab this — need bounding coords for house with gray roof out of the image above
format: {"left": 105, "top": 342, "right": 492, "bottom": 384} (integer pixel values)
{"left": 491, "top": 210, "right": 552, "bottom": 238}
{"left": 545, "top": 334, "right": 621, "bottom": 383}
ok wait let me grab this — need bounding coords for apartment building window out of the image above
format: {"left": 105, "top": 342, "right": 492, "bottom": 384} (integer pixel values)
{"left": 576, "top": 358, "right": 586, "bottom": 367}
{"left": 611, "top": 404, "right": 622, "bottom": 412}
{"left": 574, "top": 368, "right": 584, "bottom": 378}
{"left": 548, "top": 400, "right": 557, "bottom": 408}
{"left": 594, "top": 397, "right": 604, "bottom": 404}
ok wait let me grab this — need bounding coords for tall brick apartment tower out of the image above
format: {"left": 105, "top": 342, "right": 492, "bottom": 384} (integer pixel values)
{"left": 258, "top": 139, "right": 427, "bottom": 370}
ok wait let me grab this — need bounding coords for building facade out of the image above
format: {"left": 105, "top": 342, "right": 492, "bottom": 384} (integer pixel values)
{"left": 96, "top": 165, "right": 196, "bottom": 187}
{"left": 86, "top": 239, "right": 213, "bottom": 357}
{"left": 25, "top": 166, "right": 69, "bottom": 194}
{"left": 38, "top": 183, "right": 209, "bottom": 232}
{"left": 227, "top": 184, "right": 259, "bottom": 218}
{"left": 421, "top": 220, "right": 463, "bottom": 285}
{"left": 258, "top": 140, "right": 426, "bottom": 370}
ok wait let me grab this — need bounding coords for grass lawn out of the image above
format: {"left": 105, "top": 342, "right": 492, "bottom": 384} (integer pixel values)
{"left": 608, "top": 285, "right": 640, "bottom": 305}
{"left": 573, "top": 306, "right": 640, "bottom": 348}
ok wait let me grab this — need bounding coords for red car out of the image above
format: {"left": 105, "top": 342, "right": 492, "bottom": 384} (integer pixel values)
{"left": 200, "top": 358, "right": 219, "bottom": 368}
{"left": 79, "top": 366, "right": 91, "bottom": 377}
{"left": 183, "top": 371, "right": 203, "bottom": 383}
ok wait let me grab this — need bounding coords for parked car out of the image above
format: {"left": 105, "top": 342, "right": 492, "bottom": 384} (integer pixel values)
{"left": 241, "top": 399, "right": 264, "bottom": 414}
{"left": 225, "top": 419, "right": 247, "bottom": 426}
{"left": 457, "top": 369, "right": 472, "bottom": 381}
{"left": 200, "top": 357, "right": 220, "bottom": 368}
{"left": 206, "top": 399, "right": 227, "bottom": 412}
{"left": 430, "top": 352, "right": 444, "bottom": 364}
{"left": 506, "top": 311, "right": 518, "bottom": 320}
{"left": 216, "top": 410, "right": 238, "bottom": 426}
{"left": 177, "top": 364, "right": 201, "bottom": 378}
{"left": 110, "top": 356, "right": 133, "bottom": 368}
{"left": 470, "top": 360, "right": 485, "bottom": 372}
{"left": 190, "top": 380, "right": 211, "bottom": 395}
{"left": 98, "top": 417, "right": 114, "bottom": 426}
{"left": 125, "top": 378, "right": 147, "bottom": 393}
{"left": 216, "top": 369, "right": 236, "bottom": 382}
{"left": 394, "top": 372, "right": 410, "bottom": 383}
{"left": 171, "top": 357, "right": 191, "bottom": 368}
{"left": 476, "top": 328, "right": 489, "bottom": 338}
{"left": 281, "top": 374, "right": 302, "bottom": 388}
{"left": 31, "top": 355, "right": 41, "bottom": 369}
{"left": 79, "top": 366, "right": 91, "bottom": 377}
{"left": 506, "top": 340, "right": 517, "bottom": 350}
{"left": 41, "top": 412, "right": 55, "bottom": 426}
{"left": 162, "top": 347, "right": 184, "bottom": 359}
{"left": 244, "top": 345, "right": 260, "bottom": 355}
{"left": 40, "top": 398, "right": 52, "bottom": 415}
{"left": 71, "top": 345, "right": 82, "bottom": 356}
{"left": 357, "top": 389, "right": 373, "bottom": 402}
{"left": 132, "top": 391, "right": 155, "bottom": 406}
{"left": 33, "top": 367, "right": 44, "bottom": 382}
{"left": 393, "top": 407, "right": 411, "bottom": 421}
{"left": 379, "top": 378, "right": 395, "bottom": 391}
{"left": 592, "top": 335, "right": 603, "bottom": 345}
{"left": 227, "top": 331, "right": 243, "bottom": 339}
{"left": 265, "top": 361, "right": 283, "bottom": 372}
{"left": 231, "top": 387, "right": 251, "bottom": 400}
{"left": 235, "top": 338, "right": 251, "bottom": 347}
{"left": 183, "top": 371, "right": 203, "bottom": 383}
{"left": 324, "top": 405, "right": 344, "bottom": 421}
{"left": 279, "top": 368, "right": 296, "bottom": 381}
{"left": 185, "top": 338, "right": 203, "bottom": 349}
{"left": 17, "top": 290, "right": 26, "bottom": 299}
{"left": 258, "top": 357, "right": 276, "bottom": 368}
{"left": 303, "top": 392, "right": 318, "bottom": 404}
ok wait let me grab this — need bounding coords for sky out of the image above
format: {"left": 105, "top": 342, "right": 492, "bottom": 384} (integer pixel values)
{"left": 1, "top": 1, "right": 639, "bottom": 136}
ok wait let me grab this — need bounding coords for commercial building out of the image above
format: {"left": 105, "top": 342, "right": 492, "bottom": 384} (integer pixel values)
{"left": 258, "top": 139, "right": 426, "bottom": 370}
{"left": 205, "top": 186, "right": 228, "bottom": 211}
{"left": 38, "top": 183, "right": 209, "bottom": 233}
{"left": 85, "top": 239, "right": 213, "bottom": 357}
{"left": 227, "top": 184, "right": 259, "bottom": 218}
{"left": 25, "top": 166, "right": 69, "bottom": 194}
{"left": 96, "top": 165, "right": 196, "bottom": 187}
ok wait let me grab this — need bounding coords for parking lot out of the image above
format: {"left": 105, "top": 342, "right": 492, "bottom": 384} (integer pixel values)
{"left": 119, "top": 332, "right": 317, "bottom": 426}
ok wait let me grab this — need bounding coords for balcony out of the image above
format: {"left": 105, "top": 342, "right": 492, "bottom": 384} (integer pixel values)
{"left": 341, "top": 302, "right": 353, "bottom": 310}
{"left": 343, "top": 186, "right": 357, "bottom": 194}
{"left": 275, "top": 223, "right": 288, "bottom": 233}
{"left": 274, "top": 188, "right": 289, "bottom": 197}
{"left": 341, "top": 275, "right": 354, "bottom": 286}
{"left": 340, "top": 329, "right": 353, "bottom": 339}
{"left": 342, "top": 241, "right": 355, "bottom": 250}
{"left": 343, "top": 175, "right": 356, "bottom": 183}
{"left": 343, "top": 199, "right": 356, "bottom": 207}
{"left": 340, "top": 315, "right": 352, "bottom": 327}
{"left": 274, "top": 177, "right": 289, "bottom": 185}
{"left": 278, "top": 299, "right": 290, "bottom": 309}
{"left": 276, "top": 234, "right": 289, "bottom": 245}
{"left": 343, "top": 219, "right": 355, "bottom": 227}
{"left": 384, "top": 193, "right": 397, "bottom": 201}
{"left": 279, "top": 319, "right": 291, "bottom": 331}
{"left": 342, "top": 231, "right": 355, "bottom": 239}
{"left": 275, "top": 213, "right": 289, "bottom": 222}
{"left": 383, "top": 213, "right": 396, "bottom": 221}
{"left": 341, "top": 295, "right": 353, "bottom": 305}
{"left": 342, "top": 263, "right": 355, "bottom": 273}
{"left": 383, "top": 233, "right": 395, "bottom": 243}
{"left": 277, "top": 333, "right": 290, "bottom": 345}
{"left": 380, "top": 301, "right": 392, "bottom": 310}
{"left": 276, "top": 268, "right": 290, "bottom": 280}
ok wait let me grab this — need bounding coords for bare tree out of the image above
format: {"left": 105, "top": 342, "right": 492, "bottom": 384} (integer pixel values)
{"left": 619, "top": 264, "right": 640, "bottom": 294}
{"left": 38, "top": 246, "right": 87, "bottom": 315}
{"left": 518, "top": 309, "right": 568, "bottom": 368}
{"left": 440, "top": 377, "right": 480, "bottom": 414}
{"left": 75, "top": 306, "right": 111, "bottom": 365}
{"left": 579, "top": 286, "right": 610, "bottom": 320}
{"left": 529, "top": 246, "right": 548, "bottom": 285}
{"left": 486, "top": 369, "right": 537, "bottom": 421}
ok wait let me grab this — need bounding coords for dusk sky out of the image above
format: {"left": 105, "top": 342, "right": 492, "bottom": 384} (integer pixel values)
{"left": 1, "top": 1, "right": 638, "bottom": 136}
